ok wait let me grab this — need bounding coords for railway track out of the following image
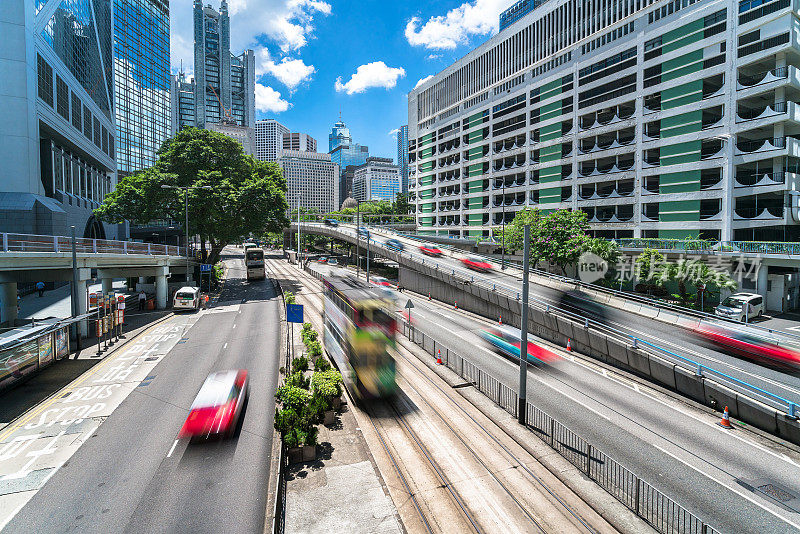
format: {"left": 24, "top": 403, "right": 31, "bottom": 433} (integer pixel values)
{"left": 265, "top": 256, "right": 616, "bottom": 534}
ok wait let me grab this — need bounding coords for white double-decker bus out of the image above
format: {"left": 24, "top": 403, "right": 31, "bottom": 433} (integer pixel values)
{"left": 245, "top": 248, "right": 266, "bottom": 280}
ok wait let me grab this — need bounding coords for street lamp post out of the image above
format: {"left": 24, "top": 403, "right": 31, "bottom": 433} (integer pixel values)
{"left": 501, "top": 179, "right": 506, "bottom": 270}
{"left": 161, "top": 184, "right": 212, "bottom": 286}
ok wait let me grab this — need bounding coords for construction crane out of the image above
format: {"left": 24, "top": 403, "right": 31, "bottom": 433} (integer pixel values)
{"left": 208, "top": 83, "right": 235, "bottom": 124}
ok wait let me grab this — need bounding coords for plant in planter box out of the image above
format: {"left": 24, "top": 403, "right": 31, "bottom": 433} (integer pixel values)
{"left": 291, "top": 356, "right": 309, "bottom": 374}
{"left": 307, "top": 339, "right": 323, "bottom": 358}
{"left": 314, "top": 356, "right": 331, "bottom": 371}
{"left": 286, "top": 371, "right": 310, "bottom": 390}
{"left": 309, "top": 391, "right": 334, "bottom": 425}
{"left": 311, "top": 369, "right": 344, "bottom": 411}
{"left": 275, "top": 384, "right": 310, "bottom": 413}
{"left": 302, "top": 426, "right": 318, "bottom": 461}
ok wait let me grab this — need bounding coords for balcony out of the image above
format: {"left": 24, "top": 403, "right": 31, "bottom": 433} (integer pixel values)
{"left": 579, "top": 127, "right": 636, "bottom": 154}
{"left": 737, "top": 66, "right": 790, "bottom": 90}
{"left": 736, "top": 100, "right": 792, "bottom": 123}
{"left": 492, "top": 134, "right": 526, "bottom": 154}
{"left": 580, "top": 153, "right": 635, "bottom": 175}
{"left": 734, "top": 206, "right": 785, "bottom": 220}
{"left": 493, "top": 154, "right": 526, "bottom": 171}
{"left": 735, "top": 136, "right": 787, "bottom": 155}
{"left": 735, "top": 170, "right": 786, "bottom": 187}
{"left": 579, "top": 101, "right": 636, "bottom": 131}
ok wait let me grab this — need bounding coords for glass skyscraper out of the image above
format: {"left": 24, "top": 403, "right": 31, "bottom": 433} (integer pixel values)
{"left": 328, "top": 119, "right": 368, "bottom": 204}
{"left": 397, "top": 125, "right": 409, "bottom": 193}
{"left": 114, "top": 0, "right": 170, "bottom": 175}
{"left": 328, "top": 119, "right": 351, "bottom": 152}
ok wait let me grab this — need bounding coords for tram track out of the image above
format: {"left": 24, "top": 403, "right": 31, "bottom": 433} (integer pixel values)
{"left": 265, "top": 256, "right": 618, "bottom": 533}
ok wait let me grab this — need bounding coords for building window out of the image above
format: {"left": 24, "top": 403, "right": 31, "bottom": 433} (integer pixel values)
{"left": 71, "top": 94, "right": 82, "bottom": 132}
{"left": 56, "top": 75, "right": 69, "bottom": 120}
{"left": 37, "top": 54, "right": 53, "bottom": 107}
{"left": 93, "top": 117, "right": 101, "bottom": 148}
{"left": 84, "top": 106, "right": 93, "bottom": 141}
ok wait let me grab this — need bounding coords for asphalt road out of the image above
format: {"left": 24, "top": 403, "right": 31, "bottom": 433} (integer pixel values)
{"left": 4, "top": 250, "right": 281, "bottom": 534}
{"left": 304, "top": 223, "right": 800, "bottom": 408}
{"left": 395, "top": 289, "right": 800, "bottom": 534}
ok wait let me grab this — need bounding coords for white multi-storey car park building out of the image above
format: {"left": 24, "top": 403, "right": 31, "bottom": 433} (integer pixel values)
{"left": 407, "top": 0, "right": 800, "bottom": 242}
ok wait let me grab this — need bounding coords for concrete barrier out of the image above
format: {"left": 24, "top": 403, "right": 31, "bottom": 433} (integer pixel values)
{"left": 737, "top": 395, "right": 778, "bottom": 434}
{"left": 675, "top": 316, "right": 701, "bottom": 330}
{"left": 626, "top": 346, "right": 652, "bottom": 376}
{"left": 638, "top": 305, "right": 659, "bottom": 319}
{"left": 674, "top": 367, "right": 705, "bottom": 404}
{"left": 776, "top": 415, "right": 800, "bottom": 444}
{"left": 655, "top": 309, "right": 681, "bottom": 325}
{"left": 703, "top": 381, "right": 740, "bottom": 418}
{"left": 588, "top": 331, "right": 610, "bottom": 361}
{"left": 648, "top": 356, "right": 677, "bottom": 389}
{"left": 606, "top": 339, "right": 630, "bottom": 366}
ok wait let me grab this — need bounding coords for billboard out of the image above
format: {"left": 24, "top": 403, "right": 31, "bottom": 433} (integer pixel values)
{"left": 55, "top": 327, "right": 69, "bottom": 359}
{"left": 38, "top": 333, "right": 53, "bottom": 367}
{"left": 0, "top": 340, "right": 39, "bottom": 390}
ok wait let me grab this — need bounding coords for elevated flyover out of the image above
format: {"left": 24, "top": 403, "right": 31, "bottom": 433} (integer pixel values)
{"left": 294, "top": 221, "right": 800, "bottom": 443}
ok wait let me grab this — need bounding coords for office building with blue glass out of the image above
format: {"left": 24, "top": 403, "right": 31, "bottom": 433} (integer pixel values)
{"left": 397, "top": 125, "right": 409, "bottom": 193}
{"left": 327, "top": 119, "right": 369, "bottom": 205}
{"left": 114, "top": 0, "right": 170, "bottom": 175}
{"left": 0, "top": 0, "right": 123, "bottom": 239}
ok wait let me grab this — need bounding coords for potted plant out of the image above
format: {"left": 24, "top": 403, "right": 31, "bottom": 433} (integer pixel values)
{"left": 275, "top": 408, "right": 303, "bottom": 463}
{"left": 302, "top": 426, "right": 318, "bottom": 461}
{"left": 314, "top": 356, "right": 331, "bottom": 372}
{"left": 312, "top": 369, "right": 344, "bottom": 415}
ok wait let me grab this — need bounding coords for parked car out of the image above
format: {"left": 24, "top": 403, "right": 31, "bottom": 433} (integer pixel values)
{"left": 385, "top": 238, "right": 404, "bottom": 251}
{"left": 419, "top": 243, "right": 443, "bottom": 257}
{"left": 324, "top": 218, "right": 339, "bottom": 227}
{"left": 461, "top": 255, "right": 493, "bottom": 272}
{"left": 179, "top": 370, "right": 249, "bottom": 440}
{"left": 318, "top": 256, "right": 328, "bottom": 263}
{"left": 328, "top": 258, "right": 339, "bottom": 266}
{"left": 715, "top": 293, "right": 764, "bottom": 322}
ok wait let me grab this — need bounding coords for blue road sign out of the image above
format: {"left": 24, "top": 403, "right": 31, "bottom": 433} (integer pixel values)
{"left": 200, "top": 264, "right": 212, "bottom": 272}
{"left": 287, "top": 303, "right": 304, "bottom": 323}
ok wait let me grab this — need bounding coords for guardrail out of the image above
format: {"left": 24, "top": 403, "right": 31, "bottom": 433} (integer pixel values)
{"left": 0, "top": 232, "right": 185, "bottom": 256}
{"left": 614, "top": 238, "right": 800, "bottom": 255}
{"left": 398, "top": 318, "right": 721, "bottom": 534}
{"left": 301, "top": 224, "right": 800, "bottom": 419}
{"left": 340, "top": 223, "right": 800, "bottom": 344}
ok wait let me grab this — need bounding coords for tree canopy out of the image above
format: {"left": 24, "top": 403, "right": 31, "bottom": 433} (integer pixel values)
{"left": 501, "top": 208, "right": 620, "bottom": 273}
{"left": 96, "top": 127, "right": 288, "bottom": 264}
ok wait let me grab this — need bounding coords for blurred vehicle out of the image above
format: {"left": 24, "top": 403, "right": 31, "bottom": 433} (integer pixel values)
{"left": 557, "top": 290, "right": 606, "bottom": 322}
{"left": 173, "top": 286, "right": 201, "bottom": 311}
{"left": 243, "top": 242, "right": 256, "bottom": 250}
{"left": 479, "top": 326, "right": 559, "bottom": 364}
{"left": 385, "top": 238, "right": 404, "bottom": 251}
{"left": 371, "top": 276, "right": 396, "bottom": 299}
{"left": 419, "top": 243, "right": 443, "bottom": 257}
{"left": 179, "top": 370, "right": 249, "bottom": 439}
{"left": 323, "top": 275, "right": 397, "bottom": 399}
{"left": 245, "top": 247, "right": 266, "bottom": 280}
{"left": 318, "top": 256, "right": 328, "bottom": 264}
{"left": 461, "top": 255, "right": 492, "bottom": 272}
{"left": 328, "top": 258, "right": 339, "bottom": 266}
{"left": 693, "top": 322, "right": 800, "bottom": 369}
{"left": 324, "top": 218, "right": 339, "bottom": 227}
{"left": 715, "top": 293, "right": 764, "bottom": 322}
{"left": 358, "top": 227, "right": 370, "bottom": 239}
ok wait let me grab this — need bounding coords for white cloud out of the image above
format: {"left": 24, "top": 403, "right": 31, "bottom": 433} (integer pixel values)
{"left": 255, "top": 83, "right": 291, "bottom": 113}
{"left": 335, "top": 62, "right": 406, "bottom": 95}
{"left": 170, "top": 0, "right": 331, "bottom": 73}
{"left": 256, "top": 48, "right": 315, "bottom": 91}
{"left": 388, "top": 128, "right": 400, "bottom": 138}
{"left": 427, "top": 54, "right": 442, "bottom": 60}
{"left": 414, "top": 75, "right": 434, "bottom": 89}
{"left": 405, "top": 0, "right": 507, "bottom": 50}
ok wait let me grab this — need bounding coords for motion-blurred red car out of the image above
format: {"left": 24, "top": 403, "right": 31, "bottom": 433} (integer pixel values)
{"left": 179, "top": 370, "right": 249, "bottom": 439}
{"left": 461, "top": 255, "right": 492, "bottom": 272}
{"left": 693, "top": 323, "right": 800, "bottom": 369}
{"left": 419, "top": 243, "right": 443, "bottom": 257}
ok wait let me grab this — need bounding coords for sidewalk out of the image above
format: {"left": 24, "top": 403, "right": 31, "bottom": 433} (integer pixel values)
{"left": 19, "top": 280, "right": 130, "bottom": 322}
{"left": 267, "top": 257, "right": 402, "bottom": 534}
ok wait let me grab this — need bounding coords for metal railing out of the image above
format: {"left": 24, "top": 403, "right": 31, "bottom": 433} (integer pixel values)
{"left": 614, "top": 238, "right": 800, "bottom": 256}
{"left": 0, "top": 232, "right": 185, "bottom": 256}
{"left": 401, "top": 322, "right": 720, "bottom": 534}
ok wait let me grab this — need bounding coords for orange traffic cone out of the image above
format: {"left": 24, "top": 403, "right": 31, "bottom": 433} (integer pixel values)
{"left": 454, "top": 301, "right": 458, "bottom": 309}
{"left": 719, "top": 406, "right": 732, "bottom": 429}
{"left": 566, "top": 338, "right": 572, "bottom": 351}
{"left": 428, "top": 292, "right": 431, "bottom": 301}
{"left": 499, "top": 315, "right": 502, "bottom": 325}
{"left": 436, "top": 349, "right": 443, "bottom": 365}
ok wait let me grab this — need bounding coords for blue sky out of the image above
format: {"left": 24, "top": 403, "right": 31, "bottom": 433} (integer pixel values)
{"left": 170, "top": 0, "right": 513, "bottom": 159}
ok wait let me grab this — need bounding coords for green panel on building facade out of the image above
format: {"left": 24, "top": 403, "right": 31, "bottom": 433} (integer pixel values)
{"left": 660, "top": 140, "right": 700, "bottom": 166}
{"left": 420, "top": 203, "right": 435, "bottom": 213}
{"left": 660, "top": 199, "right": 700, "bottom": 222}
{"left": 662, "top": 19, "right": 704, "bottom": 54}
{"left": 467, "top": 197, "right": 483, "bottom": 209}
{"left": 468, "top": 130, "right": 485, "bottom": 144}
{"left": 540, "top": 143, "right": 562, "bottom": 163}
{"left": 662, "top": 50, "right": 703, "bottom": 83}
{"left": 468, "top": 146, "right": 485, "bottom": 160}
{"left": 661, "top": 110, "right": 702, "bottom": 137}
{"left": 468, "top": 180, "right": 483, "bottom": 192}
{"left": 468, "top": 230, "right": 483, "bottom": 237}
{"left": 660, "top": 170, "right": 701, "bottom": 194}
{"left": 419, "top": 133, "right": 434, "bottom": 146}
{"left": 418, "top": 161, "right": 434, "bottom": 171}
{"left": 467, "top": 213, "right": 483, "bottom": 224}
{"left": 539, "top": 187, "right": 560, "bottom": 204}
{"left": 659, "top": 229, "right": 699, "bottom": 239}
{"left": 419, "top": 147, "right": 434, "bottom": 159}
{"left": 468, "top": 164, "right": 484, "bottom": 177}
{"left": 540, "top": 122, "right": 561, "bottom": 142}
{"left": 419, "top": 189, "right": 434, "bottom": 199}
{"left": 539, "top": 165, "right": 561, "bottom": 182}
{"left": 662, "top": 80, "right": 703, "bottom": 110}
{"left": 419, "top": 174, "right": 435, "bottom": 185}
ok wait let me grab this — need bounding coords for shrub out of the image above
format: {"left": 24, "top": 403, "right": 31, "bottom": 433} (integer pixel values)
{"left": 291, "top": 356, "right": 309, "bottom": 374}
{"left": 275, "top": 385, "right": 310, "bottom": 412}
{"left": 284, "top": 429, "right": 299, "bottom": 448}
{"left": 311, "top": 369, "right": 343, "bottom": 399}
{"left": 274, "top": 407, "right": 296, "bottom": 436}
{"left": 285, "top": 291, "right": 296, "bottom": 305}
{"left": 304, "top": 426, "right": 318, "bottom": 446}
{"left": 286, "top": 371, "right": 310, "bottom": 390}
{"left": 301, "top": 327, "right": 318, "bottom": 346}
{"left": 314, "top": 356, "right": 331, "bottom": 371}
{"left": 309, "top": 392, "right": 332, "bottom": 421}
{"left": 307, "top": 339, "right": 323, "bottom": 358}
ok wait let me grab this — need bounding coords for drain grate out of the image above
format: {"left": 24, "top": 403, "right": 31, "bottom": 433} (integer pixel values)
{"left": 741, "top": 478, "right": 800, "bottom": 512}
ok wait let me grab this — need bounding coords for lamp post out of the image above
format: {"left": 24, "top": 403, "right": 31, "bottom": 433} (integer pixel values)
{"left": 501, "top": 178, "right": 506, "bottom": 270}
{"left": 161, "top": 184, "right": 212, "bottom": 285}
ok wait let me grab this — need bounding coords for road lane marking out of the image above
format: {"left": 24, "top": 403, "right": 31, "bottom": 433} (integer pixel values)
{"left": 223, "top": 343, "right": 228, "bottom": 349}
{"left": 233, "top": 324, "right": 236, "bottom": 329}
{"left": 651, "top": 442, "right": 800, "bottom": 530}
{"left": 167, "top": 439, "right": 179, "bottom": 458}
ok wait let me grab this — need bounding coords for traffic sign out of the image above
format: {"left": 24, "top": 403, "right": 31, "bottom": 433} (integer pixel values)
{"left": 287, "top": 303, "right": 304, "bottom": 323}
{"left": 200, "top": 264, "right": 212, "bottom": 272}
{"left": 405, "top": 299, "right": 414, "bottom": 309}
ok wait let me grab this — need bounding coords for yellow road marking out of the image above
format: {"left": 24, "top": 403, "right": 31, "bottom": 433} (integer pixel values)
{"left": 0, "top": 314, "right": 174, "bottom": 443}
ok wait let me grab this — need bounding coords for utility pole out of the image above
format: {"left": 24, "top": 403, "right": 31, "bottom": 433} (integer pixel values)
{"left": 70, "top": 225, "right": 81, "bottom": 350}
{"left": 501, "top": 179, "right": 506, "bottom": 270}
{"left": 356, "top": 200, "right": 360, "bottom": 279}
{"left": 161, "top": 184, "right": 211, "bottom": 286}
{"left": 518, "top": 224, "right": 530, "bottom": 424}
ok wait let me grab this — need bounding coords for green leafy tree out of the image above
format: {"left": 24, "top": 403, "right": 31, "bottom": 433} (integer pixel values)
{"left": 95, "top": 127, "right": 288, "bottom": 264}
{"left": 635, "top": 249, "right": 668, "bottom": 283}
{"left": 585, "top": 238, "right": 622, "bottom": 267}
{"left": 394, "top": 193, "right": 411, "bottom": 215}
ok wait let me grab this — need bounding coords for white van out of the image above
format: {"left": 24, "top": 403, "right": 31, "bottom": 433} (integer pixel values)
{"left": 715, "top": 292, "right": 764, "bottom": 322}
{"left": 173, "top": 286, "right": 201, "bottom": 311}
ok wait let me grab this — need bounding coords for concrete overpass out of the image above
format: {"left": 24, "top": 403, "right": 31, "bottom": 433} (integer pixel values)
{"left": 0, "top": 232, "right": 196, "bottom": 332}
